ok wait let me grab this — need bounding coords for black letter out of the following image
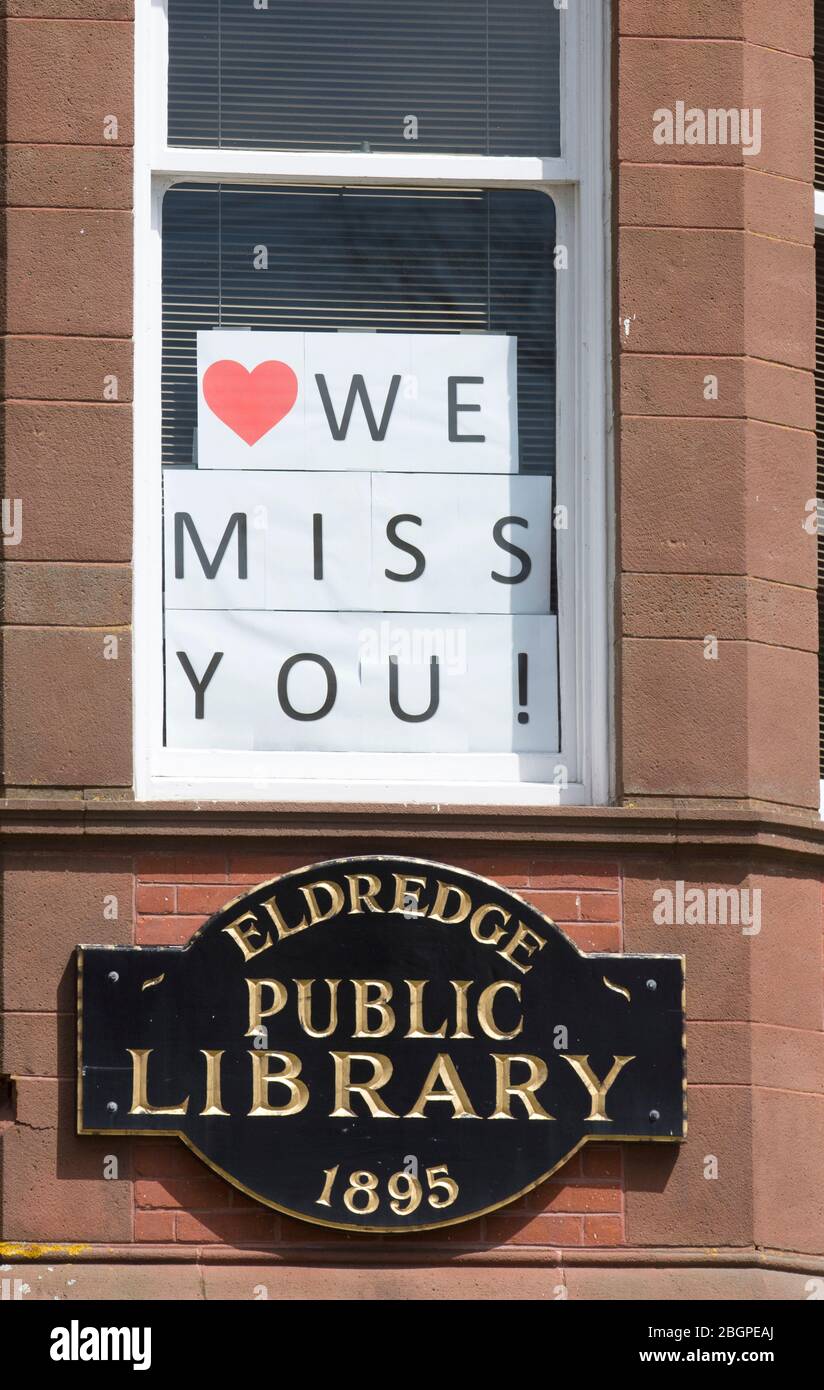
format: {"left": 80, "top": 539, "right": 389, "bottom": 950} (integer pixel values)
{"left": 174, "top": 512, "right": 247, "bottom": 580}
{"left": 313, "top": 513, "right": 323, "bottom": 581}
{"left": 389, "top": 656, "right": 440, "bottom": 723}
{"left": 448, "top": 376, "right": 485, "bottom": 443}
{"left": 385, "top": 514, "right": 425, "bottom": 582}
{"left": 315, "top": 374, "right": 401, "bottom": 441}
{"left": 278, "top": 654, "right": 337, "bottom": 721}
{"left": 176, "top": 651, "right": 223, "bottom": 719}
{"left": 491, "top": 516, "right": 532, "bottom": 584}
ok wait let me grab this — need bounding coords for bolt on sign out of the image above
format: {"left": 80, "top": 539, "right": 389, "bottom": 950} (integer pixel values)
{"left": 163, "top": 330, "right": 556, "bottom": 754}
{"left": 78, "top": 858, "right": 686, "bottom": 1233}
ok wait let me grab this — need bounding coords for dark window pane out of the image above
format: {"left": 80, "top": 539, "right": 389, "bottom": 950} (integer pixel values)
{"left": 168, "top": 0, "right": 561, "bottom": 156}
{"left": 161, "top": 183, "right": 556, "bottom": 484}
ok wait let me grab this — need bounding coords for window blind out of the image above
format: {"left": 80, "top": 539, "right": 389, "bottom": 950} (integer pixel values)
{"left": 167, "top": 0, "right": 561, "bottom": 156}
{"left": 161, "top": 182, "right": 557, "bottom": 478}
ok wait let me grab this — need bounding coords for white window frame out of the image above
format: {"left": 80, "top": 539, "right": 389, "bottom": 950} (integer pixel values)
{"left": 133, "top": 0, "right": 613, "bottom": 806}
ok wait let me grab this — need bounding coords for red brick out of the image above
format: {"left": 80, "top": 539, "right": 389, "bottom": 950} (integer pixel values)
{"left": 135, "top": 1210, "right": 175, "bottom": 1243}
{"left": 534, "top": 1183, "right": 623, "bottom": 1215}
{"left": 175, "top": 1210, "right": 278, "bottom": 1245}
{"left": 552, "top": 1150, "right": 583, "bottom": 1179}
{"left": 177, "top": 884, "right": 238, "bottom": 915}
{"left": 581, "top": 1146, "right": 623, "bottom": 1180}
{"left": 484, "top": 1213, "right": 583, "bottom": 1246}
{"left": 519, "top": 890, "right": 582, "bottom": 921}
{"left": 584, "top": 1215, "right": 625, "bottom": 1246}
{"left": 578, "top": 892, "right": 623, "bottom": 922}
{"left": 564, "top": 923, "right": 622, "bottom": 953}
{"left": 135, "top": 916, "right": 203, "bottom": 946}
{"left": 135, "top": 884, "right": 176, "bottom": 915}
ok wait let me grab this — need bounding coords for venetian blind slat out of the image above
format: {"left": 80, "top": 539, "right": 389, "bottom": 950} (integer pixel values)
{"left": 167, "top": 0, "right": 561, "bottom": 156}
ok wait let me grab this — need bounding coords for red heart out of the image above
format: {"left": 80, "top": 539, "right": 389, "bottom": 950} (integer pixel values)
{"left": 203, "top": 359, "right": 299, "bottom": 446}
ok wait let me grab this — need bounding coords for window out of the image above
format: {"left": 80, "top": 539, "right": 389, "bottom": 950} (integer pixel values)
{"left": 135, "top": 0, "right": 611, "bottom": 805}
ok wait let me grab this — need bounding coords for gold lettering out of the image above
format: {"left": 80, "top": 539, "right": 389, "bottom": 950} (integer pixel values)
{"left": 470, "top": 903, "right": 510, "bottom": 946}
{"left": 391, "top": 874, "right": 428, "bottom": 915}
{"left": 491, "top": 1054, "right": 554, "bottom": 1120}
{"left": 295, "top": 978, "right": 340, "bottom": 1038}
{"left": 477, "top": 981, "right": 523, "bottom": 1040}
{"left": 429, "top": 880, "right": 472, "bottom": 925}
{"left": 353, "top": 980, "right": 395, "bottom": 1038}
{"left": 259, "top": 892, "right": 295, "bottom": 941}
{"left": 297, "top": 879, "right": 345, "bottom": 929}
{"left": 246, "top": 978, "right": 287, "bottom": 1037}
{"left": 200, "top": 1049, "right": 229, "bottom": 1116}
{"left": 404, "top": 979, "right": 448, "bottom": 1038}
{"left": 561, "top": 1054, "right": 635, "bottom": 1121}
{"left": 451, "top": 980, "right": 474, "bottom": 1039}
{"left": 330, "top": 1051, "right": 397, "bottom": 1118}
{"left": 222, "top": 910, "right": 272, "bottom": 962}
{"left": 346, "top": 874, "right": 385, "bottom": 915}
{"left": 406, "top": 1053, "right": 479, "bottom": 1119}
{"left": 497, "top": 922, "right": 546, "bottom": 974}
{"left": 128, "top": 1048, "right": 189, "bottom": 1116}
{"left": 248, "top": 1050, "right": 308, "bottom": 1116}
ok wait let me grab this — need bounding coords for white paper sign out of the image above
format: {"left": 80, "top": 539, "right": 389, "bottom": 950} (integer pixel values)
{"left": 164, "top": 330, "right": 558, "bottom": 759}
{"left": 165, "top": 610, "right": 558, "bottom": 754}
{"left": 164, "top": 470, "right": 552, "bottom": 615}
{"left": 196, "top": 330, "right": 519, "bottom": 472}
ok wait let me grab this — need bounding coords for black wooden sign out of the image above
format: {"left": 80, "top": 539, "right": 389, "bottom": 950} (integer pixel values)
{"left": 78, "top": 856, "right": 685, "bottom": 1233}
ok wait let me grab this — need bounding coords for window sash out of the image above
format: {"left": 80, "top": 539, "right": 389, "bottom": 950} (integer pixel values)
{"left": 133, "top": 0, "right": 611, "bottom": 805}
{"left": 166, "top": 0, "right": 562, "bottom": 158}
